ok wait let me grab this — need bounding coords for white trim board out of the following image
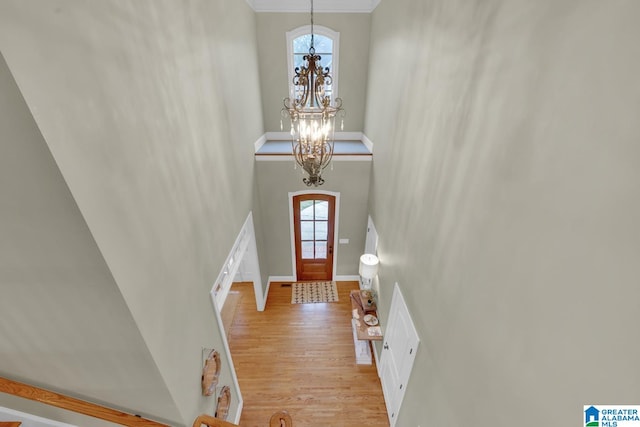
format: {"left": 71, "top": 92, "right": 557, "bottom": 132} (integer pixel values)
{"left": 247, "top": 0, "right": 382, "bottom": 13}
{"left": 267, "top": 275, "right": 296, "bottom": 282}
{"left": 264, "top": 131, "right": 364, "bottom": 141}
{"left": 255, "top": 155, "right": 371, "bottom": 162}
{"left": 335, "top": 274, "right": 360, "bottom": 281}
{"left": 269, "top": 275, "right": 359, "bottom": 282}
{"left": 362, "top": 133, "right": 374, "bottom": 153}
{"left": 255, "top": 131, "right": 374, "bottom": 159}
{"left": 254, "top": 134, "right": 267, "bottom": 152}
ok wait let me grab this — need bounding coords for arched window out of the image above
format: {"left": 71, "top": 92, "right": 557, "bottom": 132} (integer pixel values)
{"left": 286, "top": 25, "right": 340, "bottom": 103}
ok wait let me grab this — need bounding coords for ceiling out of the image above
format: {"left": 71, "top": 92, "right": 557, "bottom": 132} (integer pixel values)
{"left": 246, "top": 0, "right": 381, "bottom": 13}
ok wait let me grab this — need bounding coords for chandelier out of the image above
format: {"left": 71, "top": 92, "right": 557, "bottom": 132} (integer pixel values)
{"left": 282, "top": 0, "right": 344, "bottom": 186}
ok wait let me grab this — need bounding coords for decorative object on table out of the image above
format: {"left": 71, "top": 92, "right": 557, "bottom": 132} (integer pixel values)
{"left": 363, "top": 314, "right": 379, "bottom": 326}
{"left": 214, "top": 386, "right": 231, "bottom": 420}
{"left": 269, "top": 410, "right": 294, "bottom": 427}
{"left": 281, "top": 0, "right": 345, "bottom": 187}
{"left": 201, "top": 349, "right": 221, "bottom": 396}
{"left": 360, "top": 289, "right": 373, "bottom": 305}
{"left": 367, "top": 326, "right": 383, "bottom": 337}
{"left": 358, "top": 254, "right": 379, "bottom": 289}
{"left": 358, "top": 289, "right": 377, "bottom": 314}
{"left": 291, "top": 281, "right": 339, "bottom": 304}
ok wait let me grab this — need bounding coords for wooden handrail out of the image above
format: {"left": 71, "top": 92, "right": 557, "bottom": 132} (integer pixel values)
{"left": 0, "top": 377, "right": 169, "bottom": 426}
{"left": 192, "top": 414, "right": 238, "bottom": 427}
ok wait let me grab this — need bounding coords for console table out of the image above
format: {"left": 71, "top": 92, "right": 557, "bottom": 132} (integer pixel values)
{"left": 350, "top": 290, "right": 382, "bottom": 364}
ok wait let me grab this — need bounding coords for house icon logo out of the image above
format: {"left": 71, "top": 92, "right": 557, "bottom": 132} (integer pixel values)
{"left": 585, "top": 406, "right": 599, "bottom": 427}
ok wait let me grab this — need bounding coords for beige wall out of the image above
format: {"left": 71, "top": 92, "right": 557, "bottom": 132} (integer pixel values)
{"left": 0, "top": 0, "right": 263, "bottom": 425}
{"left": 0, "top": 50, "right": 179, "bottom": 425}
{"left": 255, "top": 160, "right": 371, "bottom": 278}
{"left": 256, "top": 12, "right": 370, "bottom": 132}
{"left": 365, "top": 0, "right": 640, "bottom": 425}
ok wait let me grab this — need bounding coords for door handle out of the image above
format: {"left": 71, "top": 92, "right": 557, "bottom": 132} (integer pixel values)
{"left": 384, "top": 343, "right": 389, "bottom": 350}
{"left": 328, "top": 245, "right": 333, "bottom": 254}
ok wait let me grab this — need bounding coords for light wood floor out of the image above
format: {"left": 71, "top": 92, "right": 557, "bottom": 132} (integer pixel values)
{"left": 227, "top": 281, "right": 389, "bottom": 427}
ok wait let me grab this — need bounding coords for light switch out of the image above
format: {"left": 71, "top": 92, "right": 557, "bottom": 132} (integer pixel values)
{"left": 339, "top": 238, "right": 349, "bottom": 244}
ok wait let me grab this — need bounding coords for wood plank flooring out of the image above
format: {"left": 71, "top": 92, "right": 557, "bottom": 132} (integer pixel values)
{"left": 227, "top": 281, "right": 389, "bottom": 427}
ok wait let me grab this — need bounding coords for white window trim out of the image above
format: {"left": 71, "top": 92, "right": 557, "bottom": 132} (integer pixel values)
{"left": 286, "top": 25, "right": 340, "bottom": 102}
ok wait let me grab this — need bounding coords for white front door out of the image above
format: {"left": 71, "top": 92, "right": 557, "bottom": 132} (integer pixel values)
{"left": 380, "top": 283, "right": 420, "bottom": 426}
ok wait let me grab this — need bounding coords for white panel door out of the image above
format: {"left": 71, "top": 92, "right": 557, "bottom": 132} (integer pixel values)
{"left": 380, "top": 283, "right": 420, "bottom": 426}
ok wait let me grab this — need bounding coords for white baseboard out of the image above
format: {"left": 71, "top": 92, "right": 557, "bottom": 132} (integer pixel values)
{"left": 268, "top": 275, "right": 296, "bottom": 283}
{"left": 233, "top": 399, "right": 243, "bottom": 425}
{"left": 255, "top": 154, "right": 371, "bottom": 162}
{"left": 258, "top": 281, "right": 269, "bottom": 312}
{"left": 337, "top": 131, "right": 364, "bottom": 140}
{"left": 264, "top": 276, "right": 296, "bottom": 309}
{"left": 254, "top": 133, "right": 267, "bottom": 152}
{"left": 362, "top": 133, "right": 374, "bottom": 153}
{"left": 335, "top": 274, "right": 360, "bottom": 281}
{"left": 373, "top": 340, "right": 382, "bottom": 376}
{"left": 263, "top": 131, "right": 364, "bottom": 142}
{"left": 264, "top": 131, "right": 290, "bottom": 140}
{"left": 267, "top": 275, "right": 358, "bottom": 283}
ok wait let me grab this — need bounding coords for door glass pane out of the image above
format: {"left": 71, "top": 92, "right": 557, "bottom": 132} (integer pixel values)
{"left": 301, "top": 221, "right": 314, "bottom": 240}
{"left": 315, "top": 200, "right": 328, "bottom": 220}
{"left": 300, "top": 201, "right": 314, "bottom": 220}
{"left": 315, "top": 241, "right": 327, "bottom": 259}
{"left": 301, "top": 241, "right": 314, "bottom": 259}
{"left": 297, "top": 196, "right": 332, "bottom": 262}
{"left": 315, "top": 221, "right": 328, "bottom": 240}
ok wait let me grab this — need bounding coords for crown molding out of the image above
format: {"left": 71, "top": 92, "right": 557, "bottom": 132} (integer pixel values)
{"left": 246, "top": 0, "right": 381, "bottom": 13}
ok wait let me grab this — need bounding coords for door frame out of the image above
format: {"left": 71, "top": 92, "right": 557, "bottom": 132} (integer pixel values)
{"left": 288, "top": 190, "right": 340, "bottom": 281}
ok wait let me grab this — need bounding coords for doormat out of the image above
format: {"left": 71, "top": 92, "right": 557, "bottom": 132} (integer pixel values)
{"left": 291, "top": 281, "right": 339, "bottom": 304}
